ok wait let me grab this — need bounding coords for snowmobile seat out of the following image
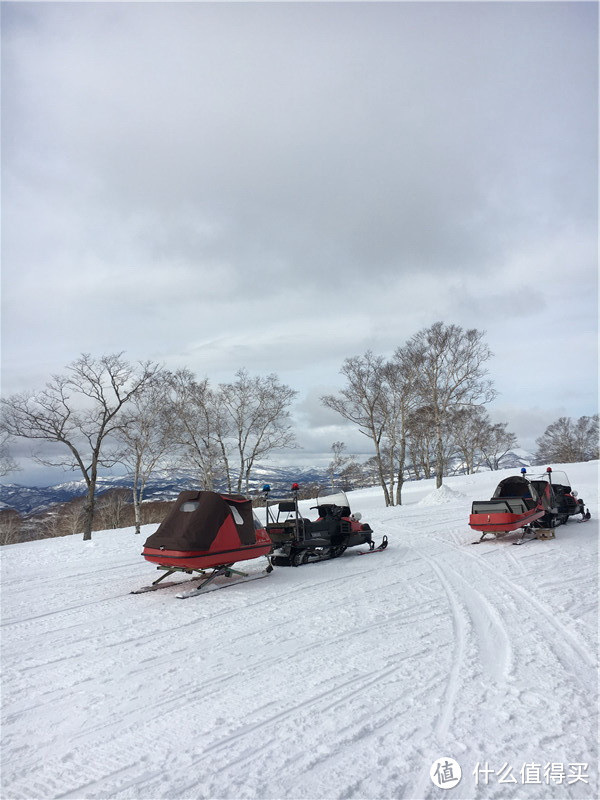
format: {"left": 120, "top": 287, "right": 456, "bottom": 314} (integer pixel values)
{"left": 506, "top": 499, "right": 529, "bottom": 514}
{"left": 278, "top": 501, "right": 296, "bottom": 513}
{"left": 499, "top": 496, "right": 537, "bottom": 511}
{"left": 316, "top": 504, "right": 351, "bottom": 519}
{"left": 306, "top": 518, "right": 340, "bottom": 537}
{"left": 472, "top": 499, "right": 530, "bottom": 515}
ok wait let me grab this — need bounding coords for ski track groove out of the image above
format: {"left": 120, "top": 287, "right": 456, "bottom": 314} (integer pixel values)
{"left": 7, "top": 564, "right": 415, "bottom": 677}
{"left": 2, "top": 550, "right": 407, "bottom": 640}
{"left": 416, "top": 554, "right": 468, "bottom": 742}
{"left": 104, "top": 662, "right": 416, "bottom": 800}
{"left": 0, "top": 592, "right": 143, "bottom": 628}
{"left": 167, "top": 659, "right": 434, "bottom": 800}
{"left": 198, "top": 666, "right": 398, "bottom": 759}
{"left": 389, "top": 513, "right": 598, "bottom": 800}
{"left": 3, "top": 560, "right": 443, "bottom": 796}
{"left": 73, "top": 617, "right": 433, "bottom": 752}
{"left": 426, "top": 531, "right": 597, "bottom": 686}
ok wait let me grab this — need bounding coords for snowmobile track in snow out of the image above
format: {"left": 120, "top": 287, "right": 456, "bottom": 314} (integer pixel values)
{"left": 434, "top": 534, "right": 596, "bottom": 682}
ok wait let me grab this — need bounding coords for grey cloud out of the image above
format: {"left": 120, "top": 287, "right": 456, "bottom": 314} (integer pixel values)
{"left": 6, "top": 2, "right": 595, "bottom": 282}
{"left": 2, "top": 1, "right": 597, "bottom": 486}
{"left": 489, "top": 403, "right": 573, "bottom": 457}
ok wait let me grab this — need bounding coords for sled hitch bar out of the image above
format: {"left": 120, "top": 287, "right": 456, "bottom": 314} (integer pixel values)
{"left": 151, "top": 564, "right": 208, "bottom": 585}
{"left": 150, "top": 563, "right": 250, "bottom": 591}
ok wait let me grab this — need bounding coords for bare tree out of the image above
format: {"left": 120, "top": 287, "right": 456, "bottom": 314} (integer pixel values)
{"left": 385, "top": 349, "right": 420, "bottom": 504}
{"left": 338, "top": 458, "right": 366, "bottom": 491}
{"left": 218, "top": 370, "right": 297, "bottom": 494}
{"left": 0, "top": 509, "right": 23, "bottom": 546}
{"left": 328, "top": 441, "right": 348, "bottom": 491}
{"left": 39, "top": 508, "right": 65, "bottom": 540}
{"left": 573, "top": 415, "right": 599, "bottom": 460}
{"left": 326, "top": 441, "right": 364, "bottom": 492}
{"left": 534, "top": 414, "right": 599, "bottom": 464}
{"left": 0, "top": 433, "right": 20, "bottom": 478}
{"left": 403, "top": 322, "right": 496, "bottom": 488}
{"left": 59, "top": 497, "right": 88, "bottom": 537}
{"left": 167, "top": 370, "right": 225, "bottom": 490}
{"left": 321, "top": 352, "right": 393, "bottom": 504}
{"left": 406, "top": 405, "right": 436, "bottom": 480}
{"left": 361, "top": 456, "right": 384, "bottom": 487}
{"left": 480, "top": 421, "right": 519, "bottom": 470}
{"left": 115, "top": 382, "right": 174, "bottom": 533}
{"left": 448, "top": 406, "right": 491, "bottom": 474}
{"left": 97, "top": 489, "right": 131, "bottom": 530}
{"left": 407, "top": 405, "right": 458, "bottom": 479}
{"left": 0, "top": 353, "right": 161, "bottom": 540}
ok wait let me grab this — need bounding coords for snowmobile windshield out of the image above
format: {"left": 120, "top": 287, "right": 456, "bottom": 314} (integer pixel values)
{"left": 317, "top": 489, "right": 349, "bottom": 507}
{"left": 532, "top": 471, "right": 571, "bottom": 489}
{"left": 315, "top": 490, "right": 351, "bottom": 517}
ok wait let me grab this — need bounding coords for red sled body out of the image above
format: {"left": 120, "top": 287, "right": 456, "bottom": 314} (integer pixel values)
{"left": 469, "top": 474, "right": 547, "bottom": 537}
{"left": 142, "top": 490, "right": 272, "bottom": 571}
{"left": 469, "top": 503, "right": 545, "bottom": 534}
{"left": 469, "top": 469, "right": 590, "bottom": 544}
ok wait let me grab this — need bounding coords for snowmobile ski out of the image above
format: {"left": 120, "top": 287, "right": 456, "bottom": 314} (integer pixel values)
{"left": 355, "top": 535, "right": 388, "bottom": 555}
{"left": 472, "top": 530, "right": 538, "bottom": 546}
{"left": 512, "top": 534, "right": 540, "bottom": 546}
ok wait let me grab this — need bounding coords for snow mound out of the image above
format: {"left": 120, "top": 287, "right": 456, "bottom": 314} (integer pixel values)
{"left": 418, "top": 483, "right": 466, "bottom": 505}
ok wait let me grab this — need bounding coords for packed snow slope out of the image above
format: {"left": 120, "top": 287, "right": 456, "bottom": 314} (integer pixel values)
{"left": 2, "top": 463, "right": 598, "bottom": 800}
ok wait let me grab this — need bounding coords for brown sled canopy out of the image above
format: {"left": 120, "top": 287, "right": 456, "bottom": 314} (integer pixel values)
{"left": 144, "top": 490, "right": 258, "bottom": 551}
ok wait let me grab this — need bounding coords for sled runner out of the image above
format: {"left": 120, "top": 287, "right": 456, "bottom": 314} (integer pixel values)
{"left": 470, "top": 467, "right": 590, "bottom": 545}
{"left": 131, "top": 564, "right": 271, "bottom": 597}
{"left": 264, "top": 484, "right": 385, "bottom": 566}
{"left": 134, "top": 490, "right": 273, "bottom": 595}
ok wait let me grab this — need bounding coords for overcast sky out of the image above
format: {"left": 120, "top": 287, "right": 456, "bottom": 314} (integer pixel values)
{"left": 1, "top": 1, "right": 598, "bottom": 486}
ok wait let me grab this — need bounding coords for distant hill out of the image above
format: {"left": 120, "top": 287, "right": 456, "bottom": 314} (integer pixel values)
{"left": 0, "top": 451, "right": 533, "bottom": 515}
{"left": 0, "top": 466, "right": 328, "bottom": 515}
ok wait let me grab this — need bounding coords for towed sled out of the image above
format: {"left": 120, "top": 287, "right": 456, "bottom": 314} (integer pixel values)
{"left": 264, "top": 484, "right": 386, "bottom": 566}
{"left": 470, "top": 467, "right": 590, "bottom": 545}
{"left": 134, "top": 490, "right": 273, "bottom": 597}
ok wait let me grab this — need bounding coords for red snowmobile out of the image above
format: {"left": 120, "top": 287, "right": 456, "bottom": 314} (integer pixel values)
{"left": 264, "top": 484, "right": 387, "bottom": 566}
{"left": 134, "top": 490, "right": 273, "bottom": 597}
{"left": 470, "top": 467, "right": 590, "bottom": 545}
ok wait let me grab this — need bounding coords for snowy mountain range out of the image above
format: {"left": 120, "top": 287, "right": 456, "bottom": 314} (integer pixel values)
{"left": 0, "top": 451, "right": 533, "bottom": 515}
{"left": 0, "top": 466, "right": 328, "bottom": 515}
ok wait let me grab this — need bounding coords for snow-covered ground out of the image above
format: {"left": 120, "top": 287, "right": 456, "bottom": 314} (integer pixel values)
{"left": 1, "top": 462, "right": 598, "bottom": 800}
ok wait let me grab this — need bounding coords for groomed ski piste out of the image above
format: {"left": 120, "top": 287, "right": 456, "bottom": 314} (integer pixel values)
{"left": 1, "top": 462, "right": 598, "bottom": 800}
